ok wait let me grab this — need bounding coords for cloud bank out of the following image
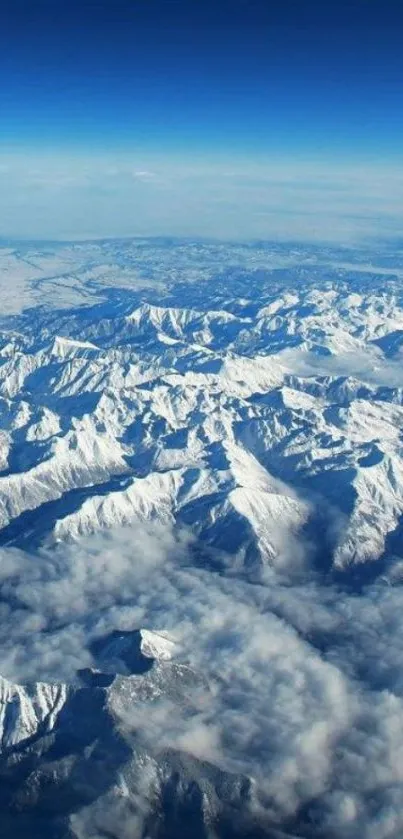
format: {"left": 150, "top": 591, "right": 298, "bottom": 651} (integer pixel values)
{"left": 1, "top": 522, "right": 403, "bottom": 837}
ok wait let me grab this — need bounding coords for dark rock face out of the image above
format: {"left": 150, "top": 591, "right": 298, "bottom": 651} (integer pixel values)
{"left": 89, "top": 629, "right": 156, "bottom": 676}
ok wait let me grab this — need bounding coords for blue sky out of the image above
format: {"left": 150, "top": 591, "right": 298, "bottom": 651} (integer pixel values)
{"left": 0, "top": 0, "right": 402, "bottom": 240}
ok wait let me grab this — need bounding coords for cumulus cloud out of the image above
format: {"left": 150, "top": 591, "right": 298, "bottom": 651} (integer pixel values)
{"left": 0, "top": 521, "right": 403, "bottom": 836}
{"left": 0, "top": 523, "right": 191, "bottom": 681}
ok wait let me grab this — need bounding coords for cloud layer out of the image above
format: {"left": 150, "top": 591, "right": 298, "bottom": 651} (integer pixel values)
{"left": 1, "top": 522, "right": 403, "bottom": 837}
{"left": 1, "top": 152, "right": 403, "bottom": 244}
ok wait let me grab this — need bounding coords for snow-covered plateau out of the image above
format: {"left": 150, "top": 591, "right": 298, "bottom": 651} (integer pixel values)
{"left": 0, "top": 237, "right": 402, "bottom": 838}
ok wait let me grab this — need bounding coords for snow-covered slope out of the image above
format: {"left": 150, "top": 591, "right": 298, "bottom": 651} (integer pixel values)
{"left": 0, "top": 240, "right": 402, "bottom": 576}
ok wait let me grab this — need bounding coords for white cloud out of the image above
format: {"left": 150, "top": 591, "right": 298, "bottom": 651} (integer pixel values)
{"left": 1, "top": 523, "right": 403, "bottom": 835}
{"left": 132, "top": 170, "right": 157, "bottom": 179}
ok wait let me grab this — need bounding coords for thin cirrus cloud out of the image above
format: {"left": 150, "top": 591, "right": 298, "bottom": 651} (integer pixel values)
{"left": 0, "top": 152, "right": 402, "bottom": 244}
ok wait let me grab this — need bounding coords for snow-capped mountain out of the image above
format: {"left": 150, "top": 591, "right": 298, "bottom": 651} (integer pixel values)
{"left": 0, "top": 240, "right": 402, "bottom": 577}
{"left": 0, "top": 630, "right": 267, "bottom": 839}
{"left": 0, "top": 237, "right": 403, "bottom": 837}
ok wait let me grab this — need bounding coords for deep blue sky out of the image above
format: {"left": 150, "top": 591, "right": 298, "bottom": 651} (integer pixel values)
{"left": 1, "top": 0, "right": 403, "bottom": 158}
{"left": 0, "top": 0, "right": 402, "bottom": 241}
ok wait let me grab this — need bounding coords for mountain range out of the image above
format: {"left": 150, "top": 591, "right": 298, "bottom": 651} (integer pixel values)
{"left": 0, "top": 237, "right": 402, "bottom": 837}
